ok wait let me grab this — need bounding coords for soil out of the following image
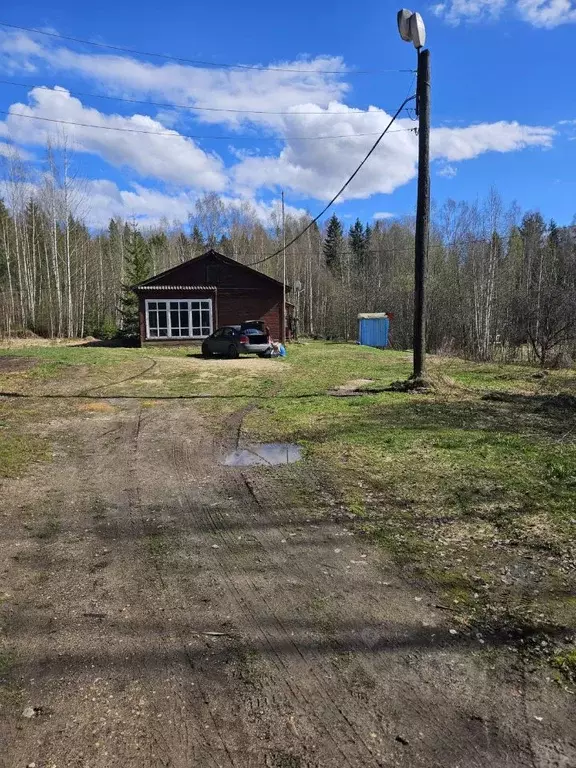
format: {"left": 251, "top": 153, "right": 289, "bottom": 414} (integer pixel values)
{"left": 1, "top": 398, "right": 575, "bottom": 767}
{"left": 0, "top": 356, "right": 38, "bottom": 373}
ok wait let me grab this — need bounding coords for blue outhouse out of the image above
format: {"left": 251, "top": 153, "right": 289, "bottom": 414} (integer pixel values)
{"left": 358, "top": 313, "right": 389, "bottom": 348}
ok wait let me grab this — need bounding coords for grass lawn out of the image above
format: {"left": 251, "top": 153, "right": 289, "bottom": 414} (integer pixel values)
{"left": 1, "top": 338, "right": 575, "bottom": 677}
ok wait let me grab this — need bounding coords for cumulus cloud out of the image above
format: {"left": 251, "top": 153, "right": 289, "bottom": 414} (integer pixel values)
{"left": 373, "top": 212, "right": 396, "bottom": 219}
{"left": 0, "top": 141, "right": 33, "bottom": 160}
{"left": 0, "top": 29, "right": 349, "bottom": 131}
{"left": 517, "top": 0, "right": 576, "bottom": 26}
{"left": 233, "top": 110, "right": 555, "bottom": 201}
{"left": 0, "top": 87, "right": 226, "bottom": 189}
{"left": 0, "top": 28, "right": 559, "bottom": 207}
{"left": 431, "top": 121, "right": 555, "bottom": 160}
{"left": 432, "top": 0, "right": 576, "bottom": 25}
{"left": 432, "top": 0, "right": 507, "bottom": 24}
{"left": 79, "top": 179, "right": 196, "bottom": 226}
{"left": 437, "top": 163, "right": 458, "bottom": 178}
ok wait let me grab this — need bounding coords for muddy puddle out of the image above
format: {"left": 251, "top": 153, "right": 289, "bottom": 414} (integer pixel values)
{"left": 223, "top": 443, "right": 302, "bottom": 466}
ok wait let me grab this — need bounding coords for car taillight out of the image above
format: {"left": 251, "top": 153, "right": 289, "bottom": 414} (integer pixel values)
{"left": 240, "top": 335, "right": 249, "bottom": 343}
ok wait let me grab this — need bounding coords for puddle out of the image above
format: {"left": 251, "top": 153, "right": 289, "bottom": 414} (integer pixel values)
{"left": 223, "top": 443, "right": 302, "bottom": 467}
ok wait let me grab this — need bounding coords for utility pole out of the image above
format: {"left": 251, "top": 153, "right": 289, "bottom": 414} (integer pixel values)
{"left": 281, "top": 190, "right": 286, "bottom": 344}
{"left": 413, "top": 47, "right": 430, "bottom": 379}
{"left": 397, "top": 10, "right": 430, "bottom": 381}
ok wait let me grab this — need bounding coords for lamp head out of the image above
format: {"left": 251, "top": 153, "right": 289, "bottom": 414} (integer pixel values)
{"left": 397, "top": 9, "right": 413, "bottom": 41}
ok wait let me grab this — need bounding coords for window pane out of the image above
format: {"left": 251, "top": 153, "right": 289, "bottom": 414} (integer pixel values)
{"left": 158, "top": 328, "right": 168, "bottom": 337}
{"left": 149, "top": 301, "right": 157, "bottom": 310}
{"left": 157, "top": 301, "right": 167, "bottom": 310}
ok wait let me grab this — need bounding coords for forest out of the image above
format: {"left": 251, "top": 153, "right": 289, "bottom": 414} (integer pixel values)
{"left": 1, "top": 148, "right": 575, "bottom": 367}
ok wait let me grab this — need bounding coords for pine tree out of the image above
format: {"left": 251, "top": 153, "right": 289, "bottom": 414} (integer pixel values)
{"left": 219, "top": 234, "right": 233, "bottom": 256}
{"left": 323, "top": 214, "right": 345, "bottom": 271}
{"left": 348, "top": 218, "right": 367, "bottom": 269}
{"left": 119, "top": 227, "right": 151, "bottom": 341}
{"left": 190, "top": 225, "right": 205, "bottom": 255}
{"left": 364, "top": 223, "right": 372, "bottom": 246}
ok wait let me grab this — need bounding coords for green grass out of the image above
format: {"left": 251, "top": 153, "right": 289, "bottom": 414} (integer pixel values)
{"left": 552, "top": 648, "right": 576, "bottom": 684}
{"left": 240, "top": 344, "right": 576, "bottom": 646}
{"left": 0, "top": 431, "right": 49, "bottom": 477}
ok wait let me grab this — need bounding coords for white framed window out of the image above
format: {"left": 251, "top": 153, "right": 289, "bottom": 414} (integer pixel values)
{"left": 145, "top": 299, "right": 212, "bottom": 339}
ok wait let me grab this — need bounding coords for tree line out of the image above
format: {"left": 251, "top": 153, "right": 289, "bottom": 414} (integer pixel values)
{"left": 1, "top": 151, "right": 575, "bottom": 366}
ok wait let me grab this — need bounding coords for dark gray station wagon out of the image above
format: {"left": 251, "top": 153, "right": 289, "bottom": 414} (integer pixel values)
{"left": 201, "top": 321, "right": 271, "bottom": 358}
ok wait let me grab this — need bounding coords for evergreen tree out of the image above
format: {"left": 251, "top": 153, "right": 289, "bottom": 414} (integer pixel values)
{"left": 348, "top": 218, "right": 367, "bottom": 269}
{"left": 219, "top": 234, "right": 233, "bottom": 256}
{"left": 323, "top": 214, "right": 345, "bottom": 271}
{"left": 190, "top": 225, "right": 205, "bottom": 255}
{"left": 364, "top": 223, "right": 372, "bottom": 247}
{"left": 119, "top": 227, "right": 151, "bottom": 340}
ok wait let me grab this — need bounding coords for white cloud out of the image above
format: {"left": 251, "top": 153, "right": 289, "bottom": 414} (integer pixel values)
{"left": 1, "top": 87, "right": 226, "bottom": 189}
{"left": 0, "top": 141, "right": 33, "bottom": 160}
{"left": 80, "top": 179, "right": 196, "bottom": 226}
{"left": 233, "top": 112, "right": 555, "bottom": 201}
{"left": 517, "top": 0, "right": 576, "bottom": 26}
{"left": 373, "top": 211, "right": 396, "bottom": 219}
{"left": 437, "top": 163, "right": 458, "bottom": 178}
{"left": 431, "top": 0, "right": 507, "bottom": 23}
{"left": 431, "top": 121, "right": 555, "bottom": 161}
{"left": 0, "top": 28, "right": 559, "bottom": 207}
{"left": 0, "top": 29, "right": 349, "bottom": 131}
{"left": 233, "top": 105, "right": 420, "bottom": 201}
{"left": 431, "top": 0, "right": 576, "bottom": 25}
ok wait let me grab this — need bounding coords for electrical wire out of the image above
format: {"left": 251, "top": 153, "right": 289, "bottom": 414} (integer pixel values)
{"left": 0, "top": 79, "right": 400, "bottom": 117}
{"left": 0, "top": 21, "right": 414, "bottom": 75}
{"left": 0, "top": 109, "right": 417, "bottom": 141}
{"left": 247, "top": 94, "right": 416, "bottom": 267}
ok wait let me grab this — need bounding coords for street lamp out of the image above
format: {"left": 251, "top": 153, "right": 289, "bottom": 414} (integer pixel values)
{"left": 397, "top": 10, "right": 430, "bottom": 382}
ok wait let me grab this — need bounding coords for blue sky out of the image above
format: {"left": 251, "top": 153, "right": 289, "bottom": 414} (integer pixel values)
{"left": 0, "top": 0, "right": 574, "bottom": 229}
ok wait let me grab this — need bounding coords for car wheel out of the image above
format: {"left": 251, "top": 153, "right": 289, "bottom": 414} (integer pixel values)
{"left": 228, "top": 344, "right": 239, "bottom": 359}
{"left": 201, "top": 344, "right": 212, "bottom": 358}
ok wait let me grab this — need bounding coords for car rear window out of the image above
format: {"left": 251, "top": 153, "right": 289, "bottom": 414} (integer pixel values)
{"left": 241, "top": 321, "right": 265, "bottom": 331}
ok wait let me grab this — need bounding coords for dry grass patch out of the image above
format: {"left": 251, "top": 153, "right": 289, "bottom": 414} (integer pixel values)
{"left": 78, "top": 402, "right": 117, "bottom": 413}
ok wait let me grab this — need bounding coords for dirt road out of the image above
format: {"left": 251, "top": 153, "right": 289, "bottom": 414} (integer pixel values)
{"left": 1, "top": 399, "right": 574, "bottom": 767}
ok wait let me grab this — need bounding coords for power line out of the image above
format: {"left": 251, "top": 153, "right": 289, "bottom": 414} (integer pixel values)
{"left": 0, "top": 21, "right": 414, "bottom": 75}
{"left": 0, "top": 79, "right": 399, "bottom": 117}
{"left": 0, "top": 109, "right": 417, "bottom": 141}
{"left": 247, "top": 94, "right": 417, "bottom": 267}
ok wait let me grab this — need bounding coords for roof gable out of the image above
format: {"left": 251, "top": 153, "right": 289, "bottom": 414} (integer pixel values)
{"left": 135, "top": 249, "right": 287, "bottom": 291}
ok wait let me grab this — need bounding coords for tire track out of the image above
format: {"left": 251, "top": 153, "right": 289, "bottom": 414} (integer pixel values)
{"left": 169, "top": 414, "right": 381, "bottom": 767}
{"left": 126, "top": 404, "right": 233, "bottom": 768}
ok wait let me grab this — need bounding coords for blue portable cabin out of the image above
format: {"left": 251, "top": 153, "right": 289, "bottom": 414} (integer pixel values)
{"left": 358, "top": 313, "right": 389, "bottom": 348}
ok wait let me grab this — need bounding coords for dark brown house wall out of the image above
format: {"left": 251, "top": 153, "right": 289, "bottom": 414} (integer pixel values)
{"left": 151, "top": 254, "right": 276, "bottom": 292}
{"left": 217, "top": 291, "right": 282, "bottom": 339}
{"left": 135, "top": 251, "right": 289, "bottom": 345}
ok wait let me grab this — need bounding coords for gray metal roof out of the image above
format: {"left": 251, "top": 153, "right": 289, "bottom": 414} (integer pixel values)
{"left": 136, "top": 285, "right": 217, "bottom": 290}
